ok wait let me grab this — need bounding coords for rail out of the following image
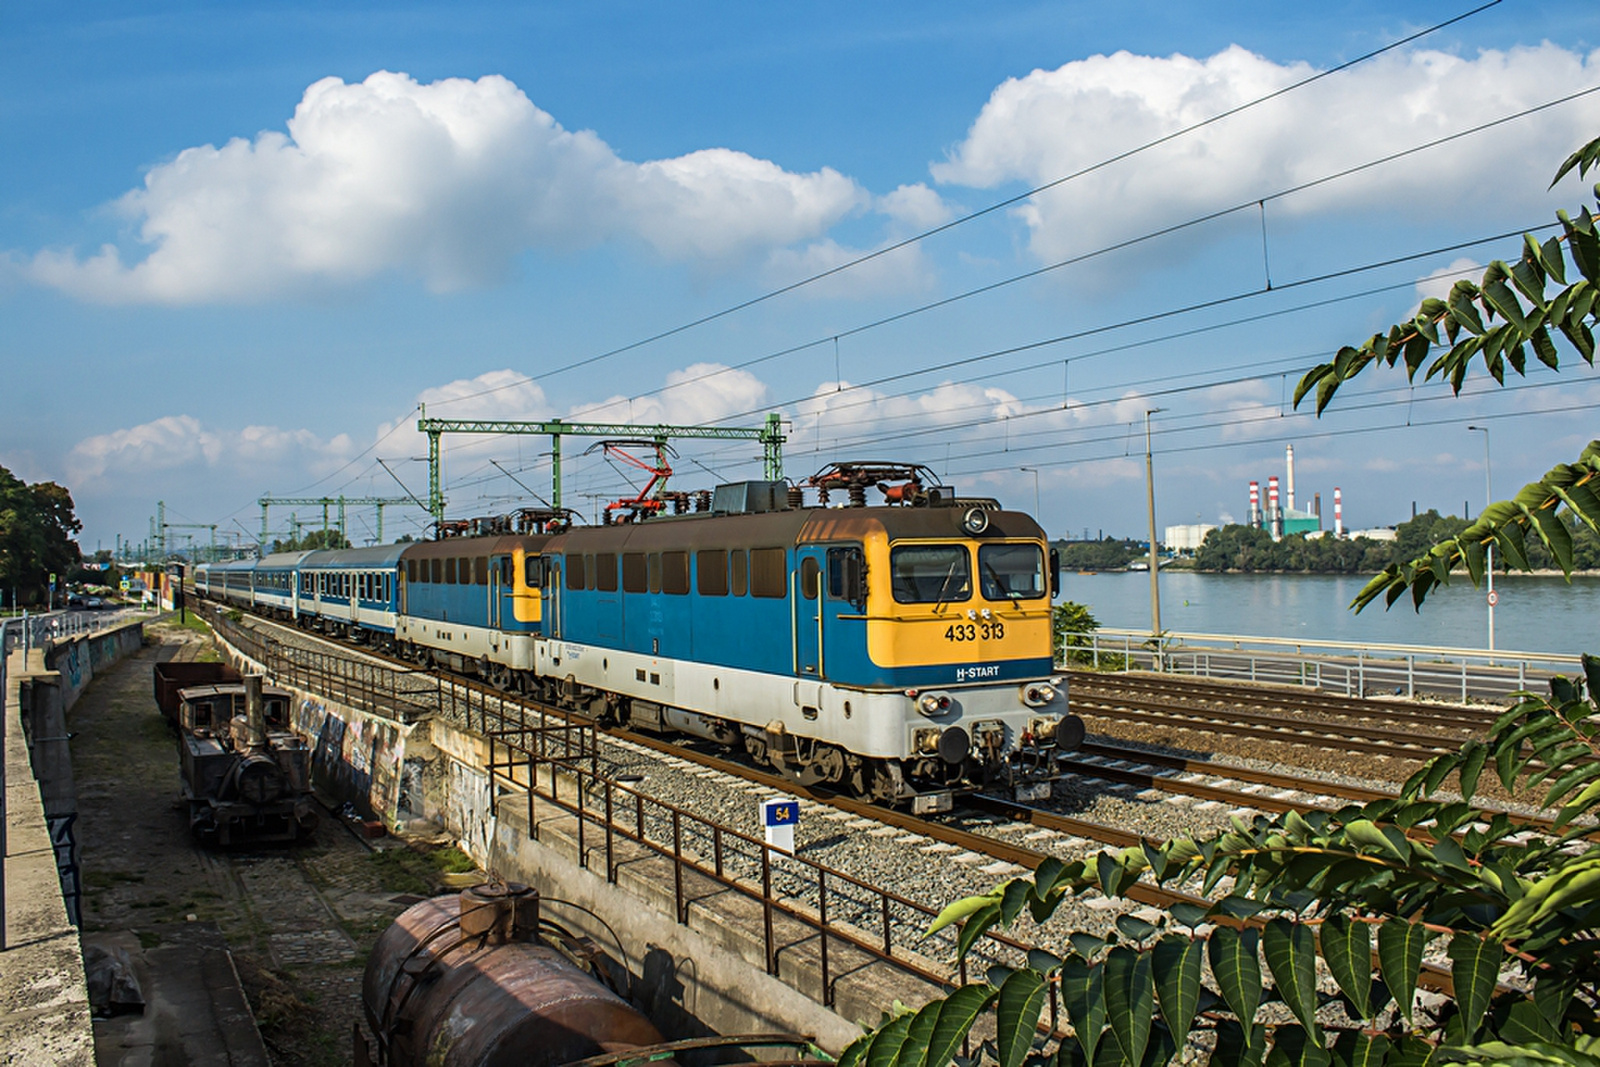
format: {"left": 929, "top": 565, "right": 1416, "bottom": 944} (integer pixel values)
{"left": 1078, "top": 627, "right": 1580, "bottom": 702}
{"left": 200, "top": 605, "right": 1060, "bottom": 1031}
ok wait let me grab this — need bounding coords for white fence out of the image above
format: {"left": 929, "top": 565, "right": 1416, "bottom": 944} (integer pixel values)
{"left": 1078, "top": 628, "right": 1583, "bottom": 703}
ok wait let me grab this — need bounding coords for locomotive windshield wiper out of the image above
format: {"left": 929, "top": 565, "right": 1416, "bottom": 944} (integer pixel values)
{"left": 932, "top": 561, "right": 960, "bottom": 613}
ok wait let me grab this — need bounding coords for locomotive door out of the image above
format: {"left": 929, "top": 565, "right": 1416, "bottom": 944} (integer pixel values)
{"left": 795, "top": 547, "right": 825, "bottom": 677}
{"left": 490, "top": 555, "right": 511, "bottom": 629}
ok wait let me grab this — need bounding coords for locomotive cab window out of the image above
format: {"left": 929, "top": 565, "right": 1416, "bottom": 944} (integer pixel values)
{"left": 522, "top": 556, "right": 540, "bottom": 588}
{"left": 890, "top": 545, "right": 971, "bottom": 604}
{"left": 977, "top": 543, "right": 1047, "bottom": 600}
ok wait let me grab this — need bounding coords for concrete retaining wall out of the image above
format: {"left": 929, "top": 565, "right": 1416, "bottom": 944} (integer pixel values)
{"left": 214, "top": 631, "right": 890, "bottom": 1055}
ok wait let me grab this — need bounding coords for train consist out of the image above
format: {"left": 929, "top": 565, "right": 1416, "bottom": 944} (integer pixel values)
{"left": 197, "top": 464, "right": 1081, "bottom": 808}
{"left": 153, "top": 664, "right": 318, "bottom": 844}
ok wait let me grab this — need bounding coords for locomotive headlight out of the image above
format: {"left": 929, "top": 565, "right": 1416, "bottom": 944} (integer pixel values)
{"left": 1020, "top": 682, "right": 1057, "bottom": 707}
{"left": 917, "top": 691, "right": 953, "bottom": 716}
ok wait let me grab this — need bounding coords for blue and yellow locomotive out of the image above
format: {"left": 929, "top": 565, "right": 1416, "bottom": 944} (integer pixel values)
{"left": 196, "top": 466, "right": 1080, "bottom": 807}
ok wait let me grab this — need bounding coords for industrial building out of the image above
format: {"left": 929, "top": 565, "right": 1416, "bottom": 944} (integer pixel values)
{"left": 1245, "top": 445, "right": 1347, "bottom": 542}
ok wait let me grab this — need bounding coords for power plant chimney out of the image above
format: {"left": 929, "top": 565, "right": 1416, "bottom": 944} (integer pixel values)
{"left": 1249, "top": 481, "right": 1260, "bottom": 527}
{"left": 1334, "top": 487, "right": 1344, "bottom": 538}
{"left": 1285, "top": 444, "right": 1296, "bottom": 514}
{"left": 1268, "top": 476, "right": 1282, "bottom": 541}
{"left": 1314, "top": 492, "right": 1321, "bottom": 519}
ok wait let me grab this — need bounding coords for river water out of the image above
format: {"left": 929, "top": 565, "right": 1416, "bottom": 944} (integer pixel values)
{"left": 1058, "top": 570, "right": 1600, "bottom": 657}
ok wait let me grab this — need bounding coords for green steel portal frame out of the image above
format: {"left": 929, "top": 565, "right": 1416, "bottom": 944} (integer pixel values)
{"left": 416, "top": 408, "right": 786, "bottom": 528}
{"left": 258, "top": 495, "right": 416, "bottom": 547}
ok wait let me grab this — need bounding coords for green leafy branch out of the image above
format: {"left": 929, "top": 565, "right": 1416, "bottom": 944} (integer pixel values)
{"left": 1345, "top": 441, "right": 1600, "bottom": 612}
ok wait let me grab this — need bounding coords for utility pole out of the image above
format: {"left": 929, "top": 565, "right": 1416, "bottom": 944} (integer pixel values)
{"left": 1468, "top": 424, "right": 1495, "bottom": 653}
{"left": 1019, "top": 467, "right": 1041, "bottom": 524}
{"left": 1144, "top": 409, "right": 1164, "bottom": 652}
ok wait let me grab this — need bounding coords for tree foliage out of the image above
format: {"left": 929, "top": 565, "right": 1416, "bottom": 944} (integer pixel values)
{"left": 1294, "top": 133, "right": 1600, "bottom": 612}
{"left": 844, "top": 659, "right": 1600, "bottom": 1066}
{"left": 839, "top": 137, "right": 1600, "bottom": 1067}
{"left": 269, "top": 529, "right": 352, "bottom": 553}
{"left": 0, "top": 465, "right": 82, "bottom": 605}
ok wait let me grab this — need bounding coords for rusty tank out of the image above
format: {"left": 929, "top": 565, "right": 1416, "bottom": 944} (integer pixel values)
{"left": 361, "top": 882, "right": 667, "bottom": 1067}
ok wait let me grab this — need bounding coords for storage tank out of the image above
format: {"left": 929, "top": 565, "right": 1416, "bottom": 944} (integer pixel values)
{"left": 362, "top": 883, "right": 666, "bottom": 1067}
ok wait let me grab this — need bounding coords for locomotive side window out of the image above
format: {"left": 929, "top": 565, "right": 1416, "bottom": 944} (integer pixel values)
{"left": 622, "top": 552, "right": 647, "bottom": 593}
{"left": 800, "top": 557, "right": 821, "bottom": 600}
{"left": 648, "top": 554, "right": 662, "bottom": 594}
{"left": 444, "top": 559, "right": 456, "bottom": 584}
{"left": 977, "top": 544, "right": 1046, "bottom": 600}
{"left": 474, "top": 557, "right": 489, "bottom": 585}
{"left": 696, "top": 550, "right": 727, "bottom": 596}
{"left": 828, "top": 546, "right": 867, "bottom": 610}
{"left": 595, "top": 553, "right": 618, "bottom": 592}
{"left": 662, "top": 551, "right": 689, "bottom": 595}
{"left": 890, "top": 545, "right": 971, "bottom": 604}
{"left": 407, "top": 559, "right": 418, "bottom": 583}
{"left": 431, "top": 558, "right": 442, "bottom": 584}
{"left": 566, "top": 553, "right": 586, "bottom": 590}
{"left": 751, "top": 548, "right": 786, "bottom": 598}
{"left": 730, "top": 550, "right": 748, "bottom": 597}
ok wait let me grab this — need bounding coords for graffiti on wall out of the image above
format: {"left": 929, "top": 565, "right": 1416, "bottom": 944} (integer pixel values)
{"left": 295, "top": 697, "right": 406, "bottom": 823}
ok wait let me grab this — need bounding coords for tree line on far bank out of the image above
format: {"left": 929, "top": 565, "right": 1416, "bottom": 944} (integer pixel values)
{"left": 1058, "top": 509, "right": 1600, "bottom": 575}
{"left": 1194, "top": 509, "right": 1600, "bottom": 574}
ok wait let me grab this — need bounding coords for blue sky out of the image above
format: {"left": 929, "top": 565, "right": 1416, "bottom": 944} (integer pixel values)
{"left": 4, "top": 1, "right": 1600, "bottom": 554}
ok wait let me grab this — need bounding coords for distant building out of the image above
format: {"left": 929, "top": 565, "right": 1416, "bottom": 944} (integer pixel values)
{"left": 1164, "top": 523, "right": 1217, "bottom": 554}
{"left": 1349, "top": 527, "right": 1398, "bottom": 542}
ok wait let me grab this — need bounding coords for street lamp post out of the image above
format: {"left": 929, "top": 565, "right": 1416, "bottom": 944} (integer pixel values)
{"left": 1468, "top": 424, "right": 1495, "bottom": 652}
{"left": 1144, "top": 410, "right": 1164, "bottom": 655}
{"left": 1019, "top": 467, "right": 1041, "bottom": 524}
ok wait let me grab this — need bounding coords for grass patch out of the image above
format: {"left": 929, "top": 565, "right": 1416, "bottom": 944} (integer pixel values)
{"left": 151, "top": 612, "right": 212, "bottom": 635}
{"left": 365, "top": 849, "right": 433, "bottom": 895}
{"left": 428, "top": 846, "right": 475, "bottom": 874}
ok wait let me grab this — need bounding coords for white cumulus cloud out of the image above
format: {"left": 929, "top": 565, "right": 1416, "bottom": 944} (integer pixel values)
{"left": 68, "top": 415, "right": 355, "bottom": 486}
{"left": 21, "top": 71, "right": 868, "bottom": 304}
{"left": 932, "top": 44, "right": 1600, "bottom": 266}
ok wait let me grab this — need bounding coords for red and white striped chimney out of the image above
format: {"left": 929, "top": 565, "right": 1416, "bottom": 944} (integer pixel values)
{"left": 1249, "top": 481, "right": 1260, "bottom": 526}
{"left": 1334, "top": 487, "right": 1344, "bottom": 538}
{"left": 1268, "top": 476, "right": 1279, "bottom": 517}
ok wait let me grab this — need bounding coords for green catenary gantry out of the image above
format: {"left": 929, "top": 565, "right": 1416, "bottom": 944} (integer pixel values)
{"left": 415, "top": 409, "right": 785, "bottom": 528}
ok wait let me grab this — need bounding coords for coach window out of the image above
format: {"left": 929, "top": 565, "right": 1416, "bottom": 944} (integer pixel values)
{"left": 566, "top": 553, "right": 586, "bottom": 591}
{"left": 696, "top": 550, "right": 727, "bottom": 596}
{"left": 595, "top": 553, "right": 618, "bottom": 592}
{"left": 662, "top": 551, "right": 689, "bottom": 595}
{"left": 648, "top": 553, "right": 662, "bottom": 594}
{"left": 622, "top": 552, "right": 647, "bottom": 593}
{"left": 800, "top": 557, "right": 821, "bottom": 600}
{"left": 730, "top": 549, "right": 748, "bottom": 597}
{"left": 523, "top": 556, "right": 541, "bottom": 589}
{"left": 751, "top": 548, "right": 787, "bottom": 598}
{"left": 890, "top": 544, "right": 971, "bottom": 604}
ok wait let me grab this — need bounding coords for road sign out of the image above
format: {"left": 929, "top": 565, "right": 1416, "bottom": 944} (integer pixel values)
{"left": 1487, "top": 590, "right": 1499, "bottom": 607}
{"left": 761, "top": 796, "right": 799, "bottom": 855}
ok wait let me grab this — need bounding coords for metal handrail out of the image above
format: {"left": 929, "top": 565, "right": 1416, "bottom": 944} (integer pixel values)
{"left": 200, "top": 604, "right": 1048, "bottom": 1017}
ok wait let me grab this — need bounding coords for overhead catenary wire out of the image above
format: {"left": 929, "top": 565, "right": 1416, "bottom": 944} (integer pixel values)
{"left": 421, "top": 0, "right": 1507, "bottom": 414}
